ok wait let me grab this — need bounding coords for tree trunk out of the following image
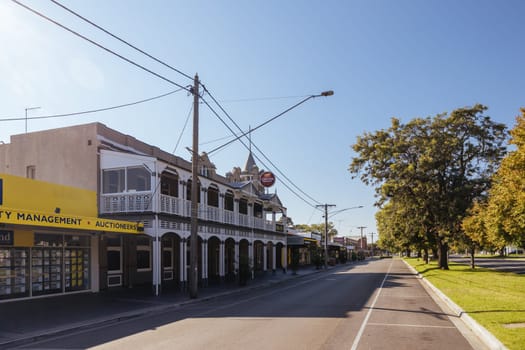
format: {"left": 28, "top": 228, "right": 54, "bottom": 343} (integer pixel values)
{"left": 469, "top": 246, "right": 475, "bottom": 269}
{"left": 437, "top": 241, "right": 449, "bottom": 270}
{"left": 423, "top": 248, "right": 429, "bottom": 264}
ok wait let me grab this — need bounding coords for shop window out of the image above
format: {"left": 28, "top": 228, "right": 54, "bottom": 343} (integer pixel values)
{"left": 64, "top": 235, "right": 90, "bottom": 247}
{"left": 34, "top": 233, "right": 63, "bottom": 247}
{"left": 102, "top": 169, "right": 125, "bottom": 194}
{"left": 136, "top": 236, "right": 151, "bottom": 271}
{"left": 107, "top": 249, "right": 121, "bottom": 272}
{"left": 107, "top": 236, "right": 122, "bottom": 273}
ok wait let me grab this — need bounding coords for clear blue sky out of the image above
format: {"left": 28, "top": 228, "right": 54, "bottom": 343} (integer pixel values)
{"left": 1, "top": 0, "right": 524, "bottom": 241}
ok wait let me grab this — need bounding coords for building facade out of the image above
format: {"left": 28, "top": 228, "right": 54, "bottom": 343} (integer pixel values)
{"left": 0, "top": 122, "right": 288, "bottom": 298}
{"left": 0, "top": 173, "right": 143, "bottom": 301}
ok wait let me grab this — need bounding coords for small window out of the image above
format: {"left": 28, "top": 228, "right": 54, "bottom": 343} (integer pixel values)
{"left": 26, "top": 165, "right": 36, "bottom": 179}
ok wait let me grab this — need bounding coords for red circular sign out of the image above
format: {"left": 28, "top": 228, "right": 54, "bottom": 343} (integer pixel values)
{"left": 260, "top": 171, "right": 276, "bottom": 187}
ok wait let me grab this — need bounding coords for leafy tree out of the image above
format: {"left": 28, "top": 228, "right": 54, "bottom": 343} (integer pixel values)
{"left": 350, "top": 105, "right": 507, "bottom": 269}
{"left": 484, "top": 108, "right": 525, "bottom": 248}
{"left": 293, "top": 223, "right": 338, "bottom": 242}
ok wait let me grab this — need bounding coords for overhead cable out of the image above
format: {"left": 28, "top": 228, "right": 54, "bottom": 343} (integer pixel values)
{"left": 49, "top": 0, "right": 194, "bottom": 81}
{"left": 0, "top": 88, "right": 184, "bottom": 122}
{"left": 11, "top": 0, "right": 191, "bottom": 92}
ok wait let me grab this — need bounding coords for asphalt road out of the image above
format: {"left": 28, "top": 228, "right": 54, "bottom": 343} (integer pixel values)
{"left": 450, "top": 256, "right": 525, "bottom": 274}
{"left": 16, "top": 259, "right": 485, "bottom": 350}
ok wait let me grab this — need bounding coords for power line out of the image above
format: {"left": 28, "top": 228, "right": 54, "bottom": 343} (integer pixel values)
{"left": 218, "top": 95, "right": 310, "bottom": 103}
{"left": 0, "top": 88, "right": 184, "bottom": 122}
{"left": 202, "top": 86, "right": 323, "bottom": 206}
{"left": 207, "top": 94, "right": 326, "bottom": 155}
{"left": 49, "top": 0, "right": 194, "bottom": 81}
{"left": 11, "top": 0, "right": 191, "bottom": 92}
{"left": 199, "top": 91, "right": 322, "bottom": 209}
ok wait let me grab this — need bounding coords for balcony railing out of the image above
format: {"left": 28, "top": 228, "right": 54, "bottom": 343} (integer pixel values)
{"left": 100, "top": 193, "right": 152, "bottom": 213}
{"left": 100, "top": 193, "right": 279, "bottom": 232}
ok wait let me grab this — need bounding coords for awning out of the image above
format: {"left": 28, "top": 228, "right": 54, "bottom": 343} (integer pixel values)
{"left": 0, "top": 207, "right": 143, "bottom": 234}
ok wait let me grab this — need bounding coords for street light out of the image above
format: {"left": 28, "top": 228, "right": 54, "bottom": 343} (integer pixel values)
{"left": 189, "top": 82, "right": 333, "bottom": 298}
{"left": 208, "top": 90, "right": 334, "bottom": 155}
{"left": 25, "top": 106, "right": 41, "bottom": 133}
{"left": 317, "top": 204, "right": 363, "bottom": 269}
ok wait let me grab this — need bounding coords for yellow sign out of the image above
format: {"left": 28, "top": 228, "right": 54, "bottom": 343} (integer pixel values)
{"left": 0, "top": 173, "right": 97, "bottom": 217}
{"left": 0, "top": 207, "right": 143, "bottom": 234}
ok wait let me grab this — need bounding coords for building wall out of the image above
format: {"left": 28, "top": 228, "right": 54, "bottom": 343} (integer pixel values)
{"left": 0, "top": 123, "right": 99, "bottom": 191}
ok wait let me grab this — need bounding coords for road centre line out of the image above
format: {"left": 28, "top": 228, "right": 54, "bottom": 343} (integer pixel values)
{"left": 368, "top": 322, "right": 456, "bottom": 329}
{"left": 350, "top": 259, "right": 393, "bottom": 350}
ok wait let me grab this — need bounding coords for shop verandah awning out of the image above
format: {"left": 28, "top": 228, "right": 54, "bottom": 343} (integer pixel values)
{"left": 0, "top": 207, "right": 143, "bottom": 234}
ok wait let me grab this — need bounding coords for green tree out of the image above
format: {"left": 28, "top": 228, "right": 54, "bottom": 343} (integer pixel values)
{"left": 484, "top": 108, "right": 525, "bottom": 248}
{"left": 295, "top": 223, "right": 338, "bottom": 242}
{"left": 350, "top": 105, "right": 507, "bottom": 269}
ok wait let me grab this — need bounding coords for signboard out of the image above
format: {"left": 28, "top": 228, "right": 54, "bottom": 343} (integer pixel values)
{"left": 260, "top": 171, "right": 276, "bottom": 187}
{"left": 0, "top": 230, "right": 13, "bottom": 246}
{"left": 0, "top": 207, "right": 143, "bottom": 234}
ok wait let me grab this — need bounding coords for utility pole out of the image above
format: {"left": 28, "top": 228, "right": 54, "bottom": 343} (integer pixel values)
{"left": 357, "top": 226, "right": 366, "bottom": 250}
{"left": 369, "top": 232, "right": 375, "bottom": 257}
{"left": 317, "top": 204, "right": 336, "bottom": 269}
{"left": 190, "top": 74, "right": 199, "bottom": 299}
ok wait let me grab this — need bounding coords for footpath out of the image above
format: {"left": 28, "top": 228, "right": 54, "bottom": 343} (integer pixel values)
{"left": 0, "top": 266, "right": 326, "bottom": 349}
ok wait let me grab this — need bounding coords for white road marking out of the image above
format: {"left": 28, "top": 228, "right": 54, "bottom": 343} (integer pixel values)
{"left": 350, "top": 259, "right": 393, "bottom": 350}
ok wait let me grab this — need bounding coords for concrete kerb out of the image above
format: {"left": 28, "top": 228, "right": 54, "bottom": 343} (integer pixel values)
{"left": 0, "top": 266, "right": 330, "bottom": 349}
{"left": 402, "top": 260, "right": 508, "bottom": 350}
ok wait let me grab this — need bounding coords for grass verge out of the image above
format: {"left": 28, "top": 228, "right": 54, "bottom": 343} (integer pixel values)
{"left": 405, "top": 258, "right": 525, "bottom": 350}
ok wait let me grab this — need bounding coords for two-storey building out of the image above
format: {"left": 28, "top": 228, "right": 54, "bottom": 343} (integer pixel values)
{"left": 0, "top": 122, "right": 288, "bottom": 297}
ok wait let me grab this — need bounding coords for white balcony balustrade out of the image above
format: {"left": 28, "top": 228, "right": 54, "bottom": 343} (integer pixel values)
{"left": 100, "top": 193, "right": 278, "bottom": 231}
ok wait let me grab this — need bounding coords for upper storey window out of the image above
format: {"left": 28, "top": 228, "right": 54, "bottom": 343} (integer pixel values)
{"left": 102, "top": 166, "right": 151, "bottom": 194}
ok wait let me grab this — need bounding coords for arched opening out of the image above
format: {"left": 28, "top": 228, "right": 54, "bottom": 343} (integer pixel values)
{"left": 224, "top": 238, "right": 236, "bottom": 282}
{"left": 186, "top": 236, "right": 203, "bottom": 285}
{"left": 276, "top": 243, "right": 284, "bottom": 270}
{"left": 267, "top": 241, "right": 274, "bottom": 271}
{"left": 207, "top": 236, "right": 221, "bottom": 284}
{"left": 224, "top": 190, "right": 234, "bottom": 211}
{"left": 253, "top": 240, "right": 264, "bottom": 274}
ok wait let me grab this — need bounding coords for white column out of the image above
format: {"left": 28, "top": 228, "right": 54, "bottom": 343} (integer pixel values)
{"left": 153, "top": 236, "right": 161, "bottom": 296}
{"left": 180, "top": 239, "right": 186, "bottom": 284}
{"left": 263, "top": 243, "right": 268, "bottom": 272}
{"left": 272, "top": 244, "right": 276, "bottom": 272}
{"left": 234, "top": 200, "right": 239, "bottom": 225}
